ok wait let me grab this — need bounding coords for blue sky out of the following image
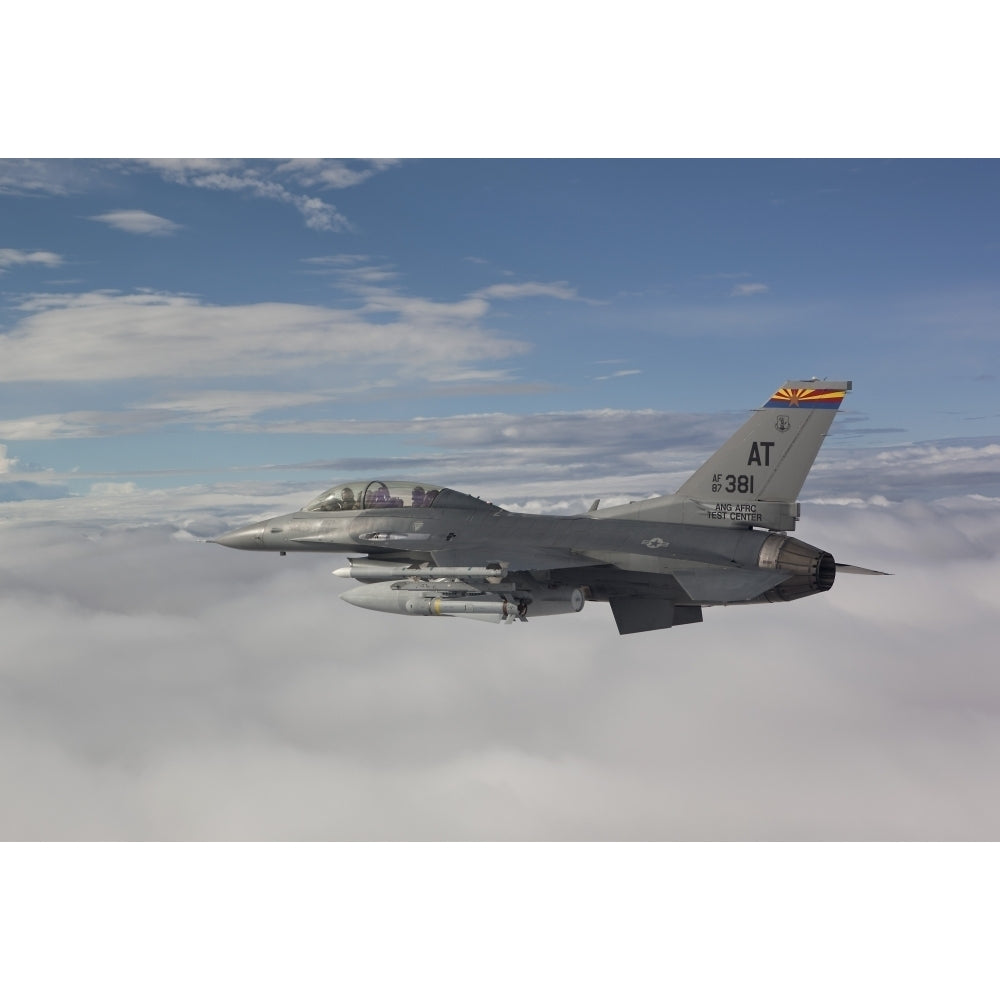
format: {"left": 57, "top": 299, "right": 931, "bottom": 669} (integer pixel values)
{"left": 2, "top": 158, "right": 999, "bottom": 504}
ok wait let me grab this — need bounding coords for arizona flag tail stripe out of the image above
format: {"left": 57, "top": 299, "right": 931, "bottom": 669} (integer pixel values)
{"left": 764, "top": 387, "right": 847, "bottom": 409}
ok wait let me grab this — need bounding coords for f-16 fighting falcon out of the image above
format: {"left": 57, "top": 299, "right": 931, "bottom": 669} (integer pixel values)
{"left": 213, "top": 380, "right": 885, "bottom": 634}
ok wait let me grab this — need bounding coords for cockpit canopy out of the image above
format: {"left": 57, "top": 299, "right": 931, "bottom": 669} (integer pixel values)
{"left": 302, "top": 481, "right": 497, "bottom": 513}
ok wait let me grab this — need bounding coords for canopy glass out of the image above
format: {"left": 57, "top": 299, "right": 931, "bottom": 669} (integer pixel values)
{"left": 302, "top": 481, "right": 496, "bottom": 512}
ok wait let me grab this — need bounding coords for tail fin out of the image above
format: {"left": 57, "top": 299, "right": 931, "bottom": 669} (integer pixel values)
{"left": 676, "top": 380, "right": 851, "bottom": 504}
{"left": 594, "top": 380, "right": 851, "bottom": 531}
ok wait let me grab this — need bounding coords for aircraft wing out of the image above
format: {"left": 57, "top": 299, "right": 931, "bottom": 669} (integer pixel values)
{"left": 433, "top": 546, "right": 793, "bottom": 601}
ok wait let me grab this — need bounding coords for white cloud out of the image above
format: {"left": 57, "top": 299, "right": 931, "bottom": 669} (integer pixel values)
{"left": 89, "top": 481, "right": 138, "bottom": 496}
{"left": 145, "top": 160, "right": 353, "bottom": 232}
{"left": 1, "top": 289, "right": 529, "bottom": 383}
{"left": 730, "top": 282, "right": 769, "bottom": 296}
{"left": 475, "top": 281, "right": 580, "bottom": 301}
{"left": 0, "top": 411, "right": 143, "bottom": 440}
{"left": 139, "top": 389, "right": 344, "bottom": 420}
{"left": 0, "top": 445, "right": 70, "bottom": 501}
{"left": 810, "top": 438, "right": 1000, "bottom": 500}
{"left": 0, "top": 159, "right": 82, "bottom": 196}
{"left": 302, "top": 255, "right": 403, "bottom": 291}
{"left": 88, "top": 209, "right": 181, "bottom": 236}
{"left": 0, "top": 248, "right": 64, "bottom": 272}
{"left": 274, "top": 159, "right": 399, "bottom": 189}
{"left": 1, "top": 494, "right": 999, "bottom": 839}
{"left": 0, "top": 391, "right": 418, "bottom": 440}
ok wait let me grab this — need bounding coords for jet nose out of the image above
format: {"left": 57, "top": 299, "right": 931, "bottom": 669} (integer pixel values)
{"left": 210, "top": 523, "right": 265, "bottom": 549}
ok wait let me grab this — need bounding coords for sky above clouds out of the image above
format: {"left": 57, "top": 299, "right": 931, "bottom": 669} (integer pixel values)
{"left": 3, "top": 157, "right": 1000, "bottom": 500}
{"left": 2, "top": 158, "right": 1000, "bottom": 845}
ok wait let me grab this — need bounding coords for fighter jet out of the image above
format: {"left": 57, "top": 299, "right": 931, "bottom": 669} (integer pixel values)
{"left": 212, "top": 379, "right": 884, "bottom": 634}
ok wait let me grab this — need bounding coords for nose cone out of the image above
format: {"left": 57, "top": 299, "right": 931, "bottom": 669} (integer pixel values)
{"left": 210, "top": 523, "right": 265, "bottom": 549}
{"left": 339, "top": 586, "right": 377, "bottom": 609}
{"left": 339, "top": 583, "right": 403, "bottom": 613}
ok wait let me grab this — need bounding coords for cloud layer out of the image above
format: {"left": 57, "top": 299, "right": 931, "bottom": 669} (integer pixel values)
{"left": 2, "top": 289, "right": 529, "bottom": 383}
{"left": 2, "top": 490, "right": 998, "bottom": 840}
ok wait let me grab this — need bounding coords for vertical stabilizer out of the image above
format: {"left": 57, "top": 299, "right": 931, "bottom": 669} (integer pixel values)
{"left": 675, "top": 380, "right": 851, "bottom": 504}
{"left": 593, "top": 380, "right": 851, "bottom": 530}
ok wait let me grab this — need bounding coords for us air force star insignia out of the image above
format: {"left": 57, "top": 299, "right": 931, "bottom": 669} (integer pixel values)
{"left": 641, "top": 537, "right": 667, "bottom": 549}
{"left": 775, "top": 415, "right": 791, "bottom": 432}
